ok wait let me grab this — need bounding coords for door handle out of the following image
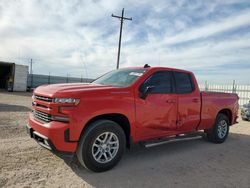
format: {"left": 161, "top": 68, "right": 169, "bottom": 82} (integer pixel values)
{"left": 166, "top": 99, "right": 176, "bottom": 104}
{"left": 192, "top": 98, "right": 199, "bottom": 103}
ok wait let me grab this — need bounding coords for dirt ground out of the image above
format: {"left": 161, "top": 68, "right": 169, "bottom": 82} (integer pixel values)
{"left": 0, "top": 91, "right": 250, "bottom": 188}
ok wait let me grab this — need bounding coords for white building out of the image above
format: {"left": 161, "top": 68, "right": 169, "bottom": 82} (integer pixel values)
{"left": 0, "top": 61, "right": 28, "bottom": 92}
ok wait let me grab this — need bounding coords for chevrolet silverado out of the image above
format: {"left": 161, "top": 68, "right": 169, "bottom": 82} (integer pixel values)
{"left": 27, "top": 65, "right": 239, "bottom": 172}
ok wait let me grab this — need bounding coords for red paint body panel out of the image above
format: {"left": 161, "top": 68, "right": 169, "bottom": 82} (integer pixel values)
{"left": 28, "top": 67, "right": 239, "bottom": 152}
{"left": 198, "top": 92, "right": 239, "bottom": 130}
{"left": 134, "top": 93, "right": 178, "bottom": 140}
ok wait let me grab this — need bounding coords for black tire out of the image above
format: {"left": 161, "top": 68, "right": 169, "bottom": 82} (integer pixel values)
{"left": 207, "top": 113, "right": 229, "bottom": 143}
{"left": 76, "top": 120, "right": 126, "bottom": 172}
{"left": 242, "top": 117, "right": 248, "bottom": 121}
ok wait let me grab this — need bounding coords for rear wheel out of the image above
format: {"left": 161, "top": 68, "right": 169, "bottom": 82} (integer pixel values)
{"left": 76, "top": 120, "right": 126, "bottom": 172}
{"left": 207, "top": 113, "right": 229, "bottom": 143}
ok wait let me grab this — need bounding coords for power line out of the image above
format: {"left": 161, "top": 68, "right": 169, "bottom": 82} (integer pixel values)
{"left": 112, "top": 8, "right": 132, "bottom": 69}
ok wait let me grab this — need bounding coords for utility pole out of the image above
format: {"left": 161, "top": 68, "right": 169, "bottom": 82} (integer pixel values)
{"left": 112, "top": 8, "right": 132, "bottom": 69}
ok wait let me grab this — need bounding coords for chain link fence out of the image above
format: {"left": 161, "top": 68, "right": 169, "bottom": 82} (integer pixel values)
{"left": 199, "top": 81, "right": 250, "bottom": 106}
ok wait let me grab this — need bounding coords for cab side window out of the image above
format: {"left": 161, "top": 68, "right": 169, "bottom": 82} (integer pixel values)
{"left": 174, "top": 72, "right": 194, "bottom": 94}
{"left": 140, "top": 71, "right": 173, "bottom": 94}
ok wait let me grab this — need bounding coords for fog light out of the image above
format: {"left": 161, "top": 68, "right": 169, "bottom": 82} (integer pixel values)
{"left": 51, "top": 115, "right": 69, "bottom": 122}
{"left": 44, "top": 139, "right": 49, "bottom": 146}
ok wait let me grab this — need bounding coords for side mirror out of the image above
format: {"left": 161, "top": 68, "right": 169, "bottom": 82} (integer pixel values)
{"left": 140, "top": 86, "right": 154, "bottom": 100}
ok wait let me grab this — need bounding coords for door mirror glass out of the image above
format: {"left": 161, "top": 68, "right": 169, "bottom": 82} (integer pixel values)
{"left": 140, "top": 86, "right": 155, "bottom": 99}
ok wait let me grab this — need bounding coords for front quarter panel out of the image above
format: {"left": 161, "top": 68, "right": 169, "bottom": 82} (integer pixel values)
{"left": 69, "top": 88, "right": 135, "bottom": 141}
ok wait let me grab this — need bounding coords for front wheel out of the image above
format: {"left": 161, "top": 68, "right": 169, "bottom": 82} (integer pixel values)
{"left": 207, "top": 113, "right": 229, "bottom": 143}
{"left": 76, "top": 120, "right": 126, "bottom": 172}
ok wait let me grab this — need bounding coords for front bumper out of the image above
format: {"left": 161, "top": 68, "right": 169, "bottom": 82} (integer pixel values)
{"left": 241, "top": 113, "right": 250, "bottom": 120}
{"left": 26, "top": 124, "right": 54, "bottom": 150}
{"left": 27, "top": 112, "right": 77, "bottom": 153}
{"left": 241, "top": 110, "right": 250, "bottom": 120}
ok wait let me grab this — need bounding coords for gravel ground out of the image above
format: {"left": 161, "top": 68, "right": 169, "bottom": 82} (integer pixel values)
{"left": 0, "top": 91, "right": 250, "bottom": 188}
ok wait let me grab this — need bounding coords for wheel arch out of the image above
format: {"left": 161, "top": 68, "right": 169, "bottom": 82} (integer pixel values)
{"left": 217, "top": 109, "right": 232, "bottom": 125}
{"left": 81, "top": 113, "right": 131, "bottom": 148}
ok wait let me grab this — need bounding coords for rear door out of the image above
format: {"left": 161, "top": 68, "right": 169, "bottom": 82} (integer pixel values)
{"left": 174, "top": 71, "right": 201, "bottom": 131}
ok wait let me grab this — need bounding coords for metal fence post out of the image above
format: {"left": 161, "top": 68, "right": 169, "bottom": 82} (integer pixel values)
{"left": 232, "top": 80, "right": 236, "bottom": 93}
{"left": 48, "top": 72, "right": 50, "bottom": 84}
{"left": 205, "top": 81, "right": 208, "bottom": 91}
{"left": 31, "top": 73, "right": 33, "bottom": 89}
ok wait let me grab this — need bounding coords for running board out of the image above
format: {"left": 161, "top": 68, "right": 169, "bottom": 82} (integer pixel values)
{"left": 140, "top": 132, "right": 205, "bottom": 148}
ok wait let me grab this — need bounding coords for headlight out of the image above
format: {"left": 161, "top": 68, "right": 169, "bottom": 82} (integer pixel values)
{"left": 53, "top": 98, "right": 80, "bottom": 105}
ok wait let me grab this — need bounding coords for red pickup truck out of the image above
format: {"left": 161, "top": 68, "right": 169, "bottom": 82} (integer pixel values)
{"left": 27, "top": 65, "right": 239, "bottom": 172}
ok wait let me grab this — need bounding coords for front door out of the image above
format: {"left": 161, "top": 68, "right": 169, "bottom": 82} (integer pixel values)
{"left": 135, "top": 71, "right": 177, "bottom": 140}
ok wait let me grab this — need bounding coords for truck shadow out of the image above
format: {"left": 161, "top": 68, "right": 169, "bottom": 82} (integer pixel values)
{"left": 61, "top": 132, "right": 250, "bottom": 188}
{"left": 0, "top": 103, "right": 31, "bottom": 112}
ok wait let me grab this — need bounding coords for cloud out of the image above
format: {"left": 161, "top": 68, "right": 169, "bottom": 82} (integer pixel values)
{"left": 162, "top": 9, "right": 250, "bottom": 45}
{"left": 0, "top": 0, "right": 250, "bottom": 83}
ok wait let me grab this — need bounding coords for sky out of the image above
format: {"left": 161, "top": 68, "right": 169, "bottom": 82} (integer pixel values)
{"left": 0, "top": 0, "right": 250, "bottom": 84}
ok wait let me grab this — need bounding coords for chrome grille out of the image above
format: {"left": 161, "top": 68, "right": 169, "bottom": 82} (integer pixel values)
{"left": 35, "top": 95, "right": 53, "bottom": 102}
{"left": 33, "top": 110, "right": 52, "bottom": 123}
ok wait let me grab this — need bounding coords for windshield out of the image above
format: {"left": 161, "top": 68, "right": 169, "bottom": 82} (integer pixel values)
{"left": 93, "top": 69, "right": 146, "bottom": 87}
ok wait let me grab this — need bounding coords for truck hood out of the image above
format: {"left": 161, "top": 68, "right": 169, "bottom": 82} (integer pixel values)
{"left": 34, "top": 83, "right": 115, "bottom": 97}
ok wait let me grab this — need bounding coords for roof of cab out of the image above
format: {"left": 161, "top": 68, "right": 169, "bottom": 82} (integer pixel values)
{"left": 121, "top": 65, "right": 194, "bottom": 74}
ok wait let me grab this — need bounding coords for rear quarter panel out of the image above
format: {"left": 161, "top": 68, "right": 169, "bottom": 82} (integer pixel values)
{"left": 198, "top": 92, "right": 239, "bottom": 130}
